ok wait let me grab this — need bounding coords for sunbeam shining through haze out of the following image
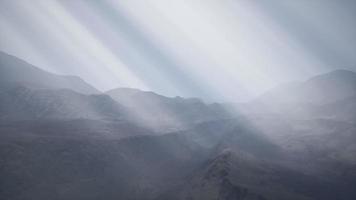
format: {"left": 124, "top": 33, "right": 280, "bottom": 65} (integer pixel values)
{"left": 1, "top": 1, "right": 356, "bottom": 200}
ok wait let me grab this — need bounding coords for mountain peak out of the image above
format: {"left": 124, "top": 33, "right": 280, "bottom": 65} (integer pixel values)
{"left": 255, "top": 69, "right": 356, "bottom": 106}
{"left": 307, "top": 69, "right": 356, "bottom": 83}
{"left": 0, "top": 51, "right": 100, "bottom": 94}
{"left": 328, "top": 69, "right": 355, "bottom": 75}
{"left": 106, "top": 87, "right": 161, "bottom": 98}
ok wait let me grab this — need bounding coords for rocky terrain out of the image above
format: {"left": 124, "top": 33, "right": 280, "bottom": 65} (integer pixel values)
{"left": 1, "top": 52, "right": 355, "bottom": 200}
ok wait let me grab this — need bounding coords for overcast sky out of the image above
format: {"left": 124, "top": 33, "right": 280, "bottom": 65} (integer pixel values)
{"left": 1, "top": 0, "right": 355, "bottom": 101}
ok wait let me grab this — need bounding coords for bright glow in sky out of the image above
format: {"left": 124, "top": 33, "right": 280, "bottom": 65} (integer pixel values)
{"left": 1, "top": 0, "right": 355, "bottom": 102}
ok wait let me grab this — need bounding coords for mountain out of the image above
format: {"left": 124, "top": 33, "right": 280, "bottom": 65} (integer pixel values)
{"left": 239, "top": 70, "right": 356, "bottom": 171}
{"left": 0, "top": 51, "right": 100, "bottom": 94}
{"left": 106, "top": 88, "right": 233, "bottom": 131}
{"left": 255, "top": 69, "right": 356, "bottom": 106}
{"left": 0, "top": 86, "right": 125, "bottom": 121}
{"left": 316, "top": 95, "right": 356, "bottom": 122}
{"left": 2, "top": 113, "right": 355, "bottom": 200}
{"left": 1, "top": 52, "right": 356, "bottom": 200}
{"left": 0, "top": 116, "right": 354, "bottom": 200}
{"left": 160, "top": 147, "right": 351, "bottom": 200}
{"left": 0, "top": 126, "right": 210, "bottom": 200}
{"left": 240, "top": 70, "right": 356, "bottom": 121}
{"left": 173, "top": 151, "right": 267, "bottom": 200}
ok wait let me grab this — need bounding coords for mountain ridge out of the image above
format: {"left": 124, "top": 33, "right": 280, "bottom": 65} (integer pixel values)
{"left": 0, "top": 51, "right": 100, "bottom": 95}
{"left": 255, "top": 69, "right": 356, "bottom": 105}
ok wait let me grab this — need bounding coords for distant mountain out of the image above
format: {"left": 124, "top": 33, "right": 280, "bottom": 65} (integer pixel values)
{"left": 255, "top": 69, "right": 356, "bottom": 105}
{"left": 316, "top": 95, "right": 356, "bottom": 122}
{"left": 0, "top": 86, "right": 125, "bottom": 120}
{"left": 241, "top": 70, "right": 356, "bottom": 121}
{"left": 239, "top": 70, "right": 356, "bottom": 166}
{"left": 0, "top": 51, "right": 100, "bottom": 94}
{"left": 106, "top": 88, "right": 233, "bottom": 131}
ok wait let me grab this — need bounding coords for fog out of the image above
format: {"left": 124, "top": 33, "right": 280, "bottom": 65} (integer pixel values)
{"left": 1, "top": 1, "right": 356, "bottom": 199}
{"left": 1, "top": 0, "right": 355, "bottom": 102}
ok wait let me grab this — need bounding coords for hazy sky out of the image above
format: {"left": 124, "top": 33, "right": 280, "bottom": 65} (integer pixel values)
{"left": 1, "top": 0, "right": 355, "bottom": 101}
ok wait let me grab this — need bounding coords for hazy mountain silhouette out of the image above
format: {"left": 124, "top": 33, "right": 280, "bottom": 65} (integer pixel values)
{"left": 107, "top": 88, "right": 233, "bottom": 131}
{"left": 0, "top": 86, "right": 126, "bottom": 120}
{"left": 0, "top": 51, "right": 100, "bottom": 94}
{"left": 241, "top": 69, "right": 356, "bottom": 122}
{"left": 255, "top": 69, "right": 356, "bottom": 105}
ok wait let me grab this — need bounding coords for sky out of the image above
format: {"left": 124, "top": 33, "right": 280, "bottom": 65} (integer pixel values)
{"left": 0, "top": 0, "right": 355, "bottom": 102}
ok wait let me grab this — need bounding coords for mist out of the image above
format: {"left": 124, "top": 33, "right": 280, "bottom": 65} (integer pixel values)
{"left": 1, "top": 1, "right": 356, "bottom": 200}
{"left": 1, "top": 0, "right": 355, "bottom": 102}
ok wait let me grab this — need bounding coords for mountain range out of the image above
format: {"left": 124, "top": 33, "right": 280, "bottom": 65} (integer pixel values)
{"left": 0, "top": 51, "right": 355, "bottom": 200}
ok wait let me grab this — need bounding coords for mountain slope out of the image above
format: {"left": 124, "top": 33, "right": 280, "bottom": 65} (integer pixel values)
{"left": 0, "top": 52, "right": 100, "bottom": 94}
{"left": 106, "top": 88, "right": 233, "bottom": 131}
{"left": 0, "top": 128, "right": 209, "bottom": 200}
{"left": 241, "top": 70, "right": 356, "bottom": 121}
{"left": 0, "top": 86, "right": 125, "bottom": 120}
{"left": 162, "top": 149, "right": 348, "bottom": 200}
{"left": 255, "top": 69, "right": 356, "bottom": 105}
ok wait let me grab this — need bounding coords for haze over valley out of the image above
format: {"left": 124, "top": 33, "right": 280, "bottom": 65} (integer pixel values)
{"left": 1, "top": 52, "right": 356, "bottom": 200}
{"left": 1, "top": 1, "right": 356, "bottom": 199}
